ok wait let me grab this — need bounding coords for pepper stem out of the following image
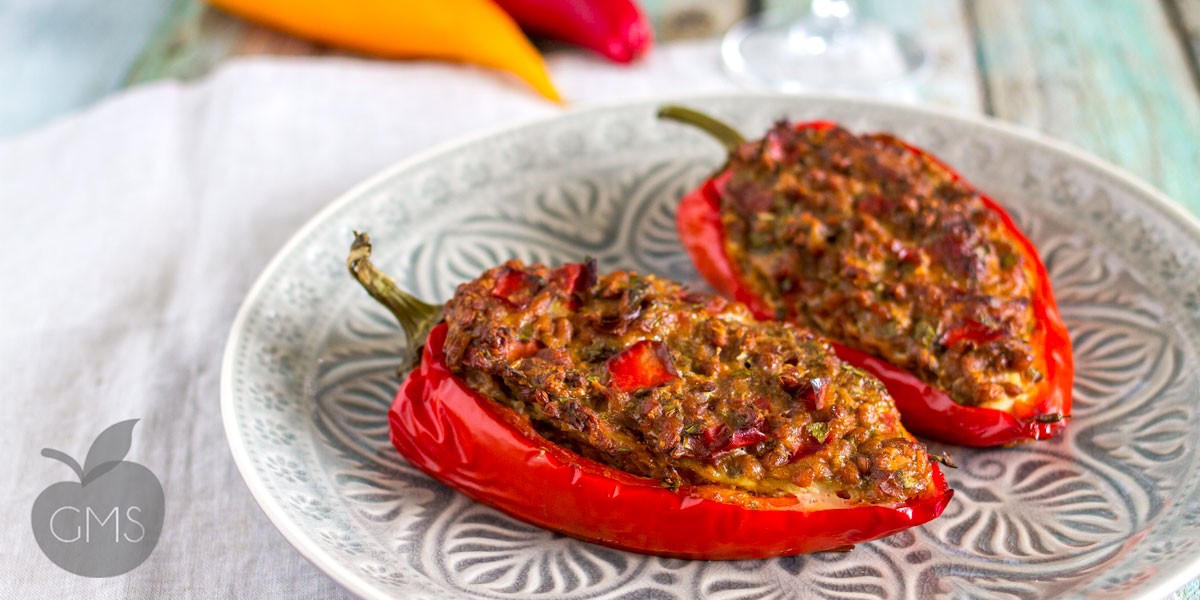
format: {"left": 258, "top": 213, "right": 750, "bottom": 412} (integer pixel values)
{"left": 657, "top": 105, "right": 746, "bottom": 153}
{"left": 347, "top": 232, "right": 442, "bottom": 367}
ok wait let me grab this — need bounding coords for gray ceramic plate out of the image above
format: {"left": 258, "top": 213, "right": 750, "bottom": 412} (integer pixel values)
{"left": 221, "top": 95, "right": 1200, "bottom": 599}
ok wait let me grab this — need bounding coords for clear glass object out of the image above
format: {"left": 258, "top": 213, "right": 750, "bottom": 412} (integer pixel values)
{"left": 721, "top": 0, "right": 929, "bottom": 93}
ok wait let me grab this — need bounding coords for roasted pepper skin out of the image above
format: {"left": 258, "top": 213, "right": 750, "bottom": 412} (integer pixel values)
{"left": 389, "top": 323, "right": 953, "bottom": 559}
{"left": 672, "top": 119, "right": 1073, "bottom": 447}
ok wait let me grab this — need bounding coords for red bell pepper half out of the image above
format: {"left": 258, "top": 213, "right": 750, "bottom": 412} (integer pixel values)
{"left": 392, "top": 323, "right": 951, "bottom": 559}
{"left": 659, "top": 106, "right": 1073, "bottom": 447}
{"left": 348, "top": 233, "right": 952, "bottom": 559}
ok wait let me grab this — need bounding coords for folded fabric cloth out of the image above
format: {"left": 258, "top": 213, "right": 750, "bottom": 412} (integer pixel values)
{"left": 0, "top": 40, "right": 927, "bottom": 598}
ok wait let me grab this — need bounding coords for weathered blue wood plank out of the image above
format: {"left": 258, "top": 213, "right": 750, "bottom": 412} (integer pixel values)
{"left": 971, "top": 0, "right": 1200, "bottom": 215}
{"left": 0, "top": 0, "right": 172, "bottom": 137}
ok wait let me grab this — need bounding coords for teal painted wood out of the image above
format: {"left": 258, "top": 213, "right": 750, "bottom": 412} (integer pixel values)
{"left": 970, "top": 0, "right": 1200, "bottom": 215}
{"left": 0, "top": 0, "right": 172, "bottom": 138}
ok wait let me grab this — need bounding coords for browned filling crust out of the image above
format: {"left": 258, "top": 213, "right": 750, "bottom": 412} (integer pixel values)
{"left": 720, "top": 122, "right": 1042, "bottom": 409}
{"left": 440, "top": 259, "right": 935, "bottom": 503}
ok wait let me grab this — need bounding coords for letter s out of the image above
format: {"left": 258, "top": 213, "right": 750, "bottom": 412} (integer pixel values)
{"left": 124, "top": 506, "right": 145, "bottom": 543}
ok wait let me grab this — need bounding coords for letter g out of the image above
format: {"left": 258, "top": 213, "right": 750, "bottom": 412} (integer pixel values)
{"left": 50, "top": 506, "right": 81, "bottom": 543}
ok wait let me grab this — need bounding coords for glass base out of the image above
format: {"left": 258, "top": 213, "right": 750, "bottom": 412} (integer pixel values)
{"left": 722, "top": 12, "right": 930, "bottom": 94}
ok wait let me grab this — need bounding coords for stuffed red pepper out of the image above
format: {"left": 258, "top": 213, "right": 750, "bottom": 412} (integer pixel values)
{"left": 658, "top": 106, "right": 1073, "bottom": 447}
{"left": 348, "top": 232, "right": 952, "bottom": 559}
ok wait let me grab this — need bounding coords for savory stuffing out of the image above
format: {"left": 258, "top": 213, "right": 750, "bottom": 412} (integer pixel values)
{"left": 720, "top": 122, "right": 1042, "bottom": 410}
{"left": 440, "top": 259, "right": 935, "bottom": 504}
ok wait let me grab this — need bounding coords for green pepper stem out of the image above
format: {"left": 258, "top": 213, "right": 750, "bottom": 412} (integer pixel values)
{"left": 347, "top": 232, "right": 442, "bottom": 367}
{"left": 657, "top": 105, "right": 746, "bottom": 153}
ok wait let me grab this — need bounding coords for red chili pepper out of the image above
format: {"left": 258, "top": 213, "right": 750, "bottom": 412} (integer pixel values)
{"left": 491, "top": 267, "right": 534, "bottom": 306}
{"left": 939, "top": 319, "right": 1003, "bottom": 349}
{"left": 549, "top": 259, "right": 595, "bottom": 293}
{"left": 347, "top": 233, "right": 953, "bottom": 559}
{"left": 493, "top": 0, "right": 653, "bottom": 63}
{"left": 726, "top": 425, "right": 769, "bottom": 450}
{"left": 606, "top": 339, "right": 679, "bottom": 391}
{"left": 798, "top": 377, "right": 830, "bottom": 411}
{"left": 702, "top": 423, "right": 730, "bottom": 449}
{"left": 659, "top": 106, "right": 1073, "bottom": 447}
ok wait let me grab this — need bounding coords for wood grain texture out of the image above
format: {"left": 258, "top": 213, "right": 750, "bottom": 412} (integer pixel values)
{"left": 970, "top": 0, "right": 1200, "bottom": 214}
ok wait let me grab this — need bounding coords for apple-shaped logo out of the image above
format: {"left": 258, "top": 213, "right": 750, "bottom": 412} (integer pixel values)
{"left": 31, "top": 419, "right": 164, "bottom": 577}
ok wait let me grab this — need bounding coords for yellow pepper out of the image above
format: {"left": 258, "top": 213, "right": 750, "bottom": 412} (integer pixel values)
{"left": 205, "top": 0, "right": 561, "bottom": 101}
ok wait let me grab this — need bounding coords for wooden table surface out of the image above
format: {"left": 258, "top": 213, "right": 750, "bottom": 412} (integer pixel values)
{"left": 2, "top": 1, "right": 1198, "bottom": 597}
